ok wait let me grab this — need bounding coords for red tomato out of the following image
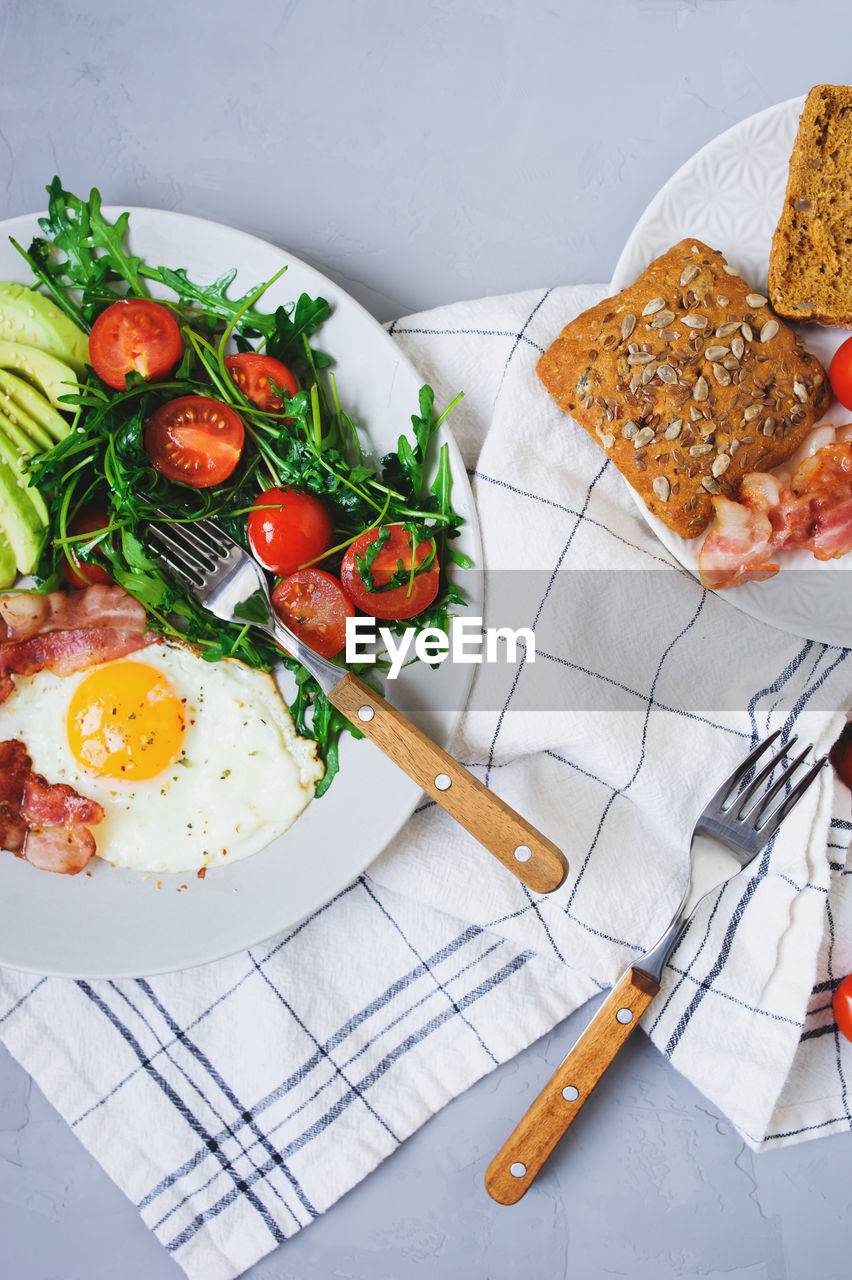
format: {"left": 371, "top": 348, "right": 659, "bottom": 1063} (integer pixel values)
{"left": 144, "top": 396, "right": 245, "bottom": 488}
{"left": 833, "top": 973, "right": 852, "bottom": 1042}
{"left": 63, "top": 506, "right": 113, "bottom": 588}
{"left": 224, "top": 353, "right": 298, "bottom": 411}
{"left": 247, "top": 487, "right": 334, "bottom": 576}
{"left": 830, "top": 336, "right": 852, "bottom": 411}
{"left": 272, "top": 568, "right": 354, "bottom": 659}
{"left": 829, "top": 722, "right": 852, "bottom": 790}
{"left": 340, "top": 523, "right": 439, "bottom": 620}
{"left": 89, "top": 299, "right": 183, "bottom": 390}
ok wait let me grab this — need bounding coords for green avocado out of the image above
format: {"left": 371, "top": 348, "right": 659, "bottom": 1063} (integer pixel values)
{"left": 0, "top": 525, "right": 15, "bottom": 589}
{"left": 0, "top": 443, "right": 48, "bottom": 574}
{"left": 0, "top": 420, "right": 49, "bottom": 524}
{"left": 0, "top": 369, "right": 71, "bottom": 442}
{"left": 0, "top": 282, "right": 89, "bottom": 375}
{"left": 0, "top": 340, "right": 78, "bottom": 411}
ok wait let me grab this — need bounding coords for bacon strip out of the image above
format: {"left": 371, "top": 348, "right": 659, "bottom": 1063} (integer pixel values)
{"left": 0, "top": 586, "right": 154, "bottom": 705}
{"left": 0, "top": 739, "right": 103, "bottom": 874}
{"left": 0, "top": 740, "right": 29, "bottom": 852}
{"left": 700, "top": 438, "right": 852, "bottom": 589}
{"left": 1, "top": 626, "right": 153, "bottom": 685}
{"left": 0, "top": 584, "right": 148, "bottom": 643}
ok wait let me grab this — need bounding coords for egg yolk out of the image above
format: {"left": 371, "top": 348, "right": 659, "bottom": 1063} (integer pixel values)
{"left": 67, "top": 661, "right": 186, "bottom": 781}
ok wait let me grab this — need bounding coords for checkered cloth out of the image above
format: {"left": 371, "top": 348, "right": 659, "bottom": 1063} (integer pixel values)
{"left": 1, "top": 285, "right": 851, "bottom": 1280}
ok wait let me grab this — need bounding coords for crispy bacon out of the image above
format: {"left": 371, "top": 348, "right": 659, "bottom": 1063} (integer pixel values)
{"left": 21, "top": 773, "right": 103, "bottom": 827}
{"left": 700, "top": 437, "right": 852, "bottom": 589}
{"left": 23, "top": 823, "right": 98, "bottom": 875}
{"left": 0, "top": 740, "right": 29, "bottom": 852}
{"left": 1, "top": 626, "right": 153, "bottom": 686}
{"left": 0, "top": 585, "right": 147, "bottom": 643}
{"left": 0, "top": 739, "right": 103, "bottom": 874}
{"left": 0, "top": 586, "right": 154, "bottom": 705}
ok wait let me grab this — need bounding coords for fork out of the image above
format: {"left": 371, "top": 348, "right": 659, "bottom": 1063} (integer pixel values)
{"left": 484, "top": 730, "right": 827, "bottom": 1204}
{"left": 148, "top": 515, "right": 568, "bottom": 894}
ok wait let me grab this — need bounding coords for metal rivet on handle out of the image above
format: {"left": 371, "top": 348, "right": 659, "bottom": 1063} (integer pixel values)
{"left": 616, "top": 1008, "right": 634, "bottom": 1025}
{"left": 514, "top": 844, "right": 532, "bottom": 863}
{"left": 510, "top": 1162, "right": 527, "bottom": 1178}
{"left": 562, "top": 1085, "right": 579, "bottom": 1102}
{"left": 435, "top": 773, "right": 452, "bottom": 791}
{"left": 357, "top": 705, "right": 375, "bottom": 722}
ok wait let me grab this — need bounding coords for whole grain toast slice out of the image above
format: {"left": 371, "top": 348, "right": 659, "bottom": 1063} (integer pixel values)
{"left": 768, "top": 84, "right": 852, "bottom": 328}
{"left": 537, "top": 239, "right": 831, "bottom": 538}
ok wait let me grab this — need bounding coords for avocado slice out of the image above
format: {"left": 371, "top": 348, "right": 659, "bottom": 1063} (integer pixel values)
{"left": 0, "top": 340, "right": 78, "bottom": 411}
{"left": 0, "top": 383, "right": 53, "bottom": 451}
{"left": 0, "top": 282, "right": 89, "bottom": 375}
{"left": 0, "top": 369, "right": 71, "bottom": 443}
{"left": 0, "top": 445, "right": 48, "bottom": 574}
{"left": 0, "top": 525, "right": 15, "bottom": 589}
{"left": 0, "top": 420, "right": 49, "bottom": 524}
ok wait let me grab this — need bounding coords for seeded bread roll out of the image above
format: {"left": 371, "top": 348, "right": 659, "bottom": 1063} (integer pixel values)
{"left": 768, "top": 84, "right": 852, "bottom": 328}
{"left": 537, "top": 239, "right": 830, "bottom": 538}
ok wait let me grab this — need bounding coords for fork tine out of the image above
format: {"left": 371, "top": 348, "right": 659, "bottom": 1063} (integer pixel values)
{"left": 150, "top": 518, "right": 220, "bottom": 567}
{"left": 709, "top": 729, "right": 782, "bottom": 811}
{"left": 742, "top": 742, "right": 812, "bottom": 824}
{"left": 735, "top": 735, "right": 800, "bottom": 818}
{"left": 148, "top": 522, "right": 216, "bottom": 575}
{"left": 755, "top": 754, "right": 827, "bottom": 838}
{"left": 152, "top": 511, "right": 231, "bottom": 557}
{"left": 146, "top": 531, "right": 203, "bottom": 588}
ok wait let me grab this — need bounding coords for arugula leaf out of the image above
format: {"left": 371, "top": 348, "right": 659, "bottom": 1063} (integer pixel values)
{"left": 266, "top": 293, "right": 332, "bottom": 363}
{"left": 233, "top": 588, "right": 272, "bottom": 626}
{"left": 32, "top": 179, "right": 149, "bottom": 320}
{"left": 151, "top": 265, "right": 281, "bottom": 337}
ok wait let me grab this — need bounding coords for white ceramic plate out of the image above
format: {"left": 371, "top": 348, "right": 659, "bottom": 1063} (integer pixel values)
{"left": 611, "top": 96, "right": 852, "bottom": 647}
{"left": 0, "top": 207, "right": 482, "bottom": 978}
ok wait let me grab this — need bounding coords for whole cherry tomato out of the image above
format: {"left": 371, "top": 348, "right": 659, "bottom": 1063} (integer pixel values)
{"left": 833, "top": 973, "right": 852, "bottom": 1042}
{"left": 829, "top": 335, "right": 852, "bottom": 411}
{"left": 247, "top": 486, "right": 334, "bottom": 576}
{"left": 829, "top": 722, "right": 852, "bottom": 791}
{"left": 63, "top": 506, "right": 113, "bottom": 588}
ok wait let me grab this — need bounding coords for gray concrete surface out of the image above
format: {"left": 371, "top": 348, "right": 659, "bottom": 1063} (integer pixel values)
{"left": 2, "top": 1, "right": 852, "bottom": 1276}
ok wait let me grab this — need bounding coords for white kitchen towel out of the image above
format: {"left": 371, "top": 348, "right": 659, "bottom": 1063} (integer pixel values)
{"left": 1, "top": 284, "right": 851, "bottom": 1280}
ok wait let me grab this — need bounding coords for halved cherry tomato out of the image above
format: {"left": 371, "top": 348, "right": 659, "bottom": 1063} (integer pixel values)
{"left": 830, "top": 722, "right": 852, "bottom": 790}
{"left": 89, "top": 299, "right": 183, "bottom": 391}
{"left": 225, "top": 353, "right": 298, "bottom": 411}
{"left": 247, "top": 486, "right": 334, "bottom": 576}
{"left": 830, "top": 336, "right": 852, "bottom": 411}
{"left": 144, "top": 396, "right": 245, "bottom": 488}
{"left": 272, "top": 568, "right": 355, "bottom": 659}
{"left": 833, "top": 973, "right": 852, "bottom": 1042}
{"left": 63, "top": 506, "right": 113, "bottom": 588}
{"left": 340, "top": 523, "right": 439, "bottom": 620}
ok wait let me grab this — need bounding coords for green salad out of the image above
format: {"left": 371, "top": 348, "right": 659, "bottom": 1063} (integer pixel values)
{"left": 1, "top": 178, "right": 468, "bottom": 794}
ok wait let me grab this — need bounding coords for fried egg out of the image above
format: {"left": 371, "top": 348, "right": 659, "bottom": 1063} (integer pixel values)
{"left": 0, "top": 642, "right": 324, "bottom": 874}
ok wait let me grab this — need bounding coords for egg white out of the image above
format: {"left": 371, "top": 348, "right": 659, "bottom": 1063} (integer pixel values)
{"left": 0, "top": 642, "right": 324, "bottom": 874}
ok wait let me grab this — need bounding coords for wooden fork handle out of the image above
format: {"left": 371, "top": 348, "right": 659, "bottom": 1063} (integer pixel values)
{"left": 327, "top": 671, "right": 567, "bottom": 894}
{"left": 484, "top": 966, "right": 659, "bottom": 1204}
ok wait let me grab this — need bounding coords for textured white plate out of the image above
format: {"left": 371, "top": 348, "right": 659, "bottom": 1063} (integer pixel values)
{"left": 611, "top": 96, "right": 852, "bottom": 648}
{"left": 0, "top": 207, "right": 482, "bottom": 977}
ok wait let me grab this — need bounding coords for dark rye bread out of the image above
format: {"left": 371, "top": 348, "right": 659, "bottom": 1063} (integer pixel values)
{"left": 769, "top": 84, "right": 852, "bottom": 328}
{"left": 537, "top": 240, "right": 831, "bottom": 538}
